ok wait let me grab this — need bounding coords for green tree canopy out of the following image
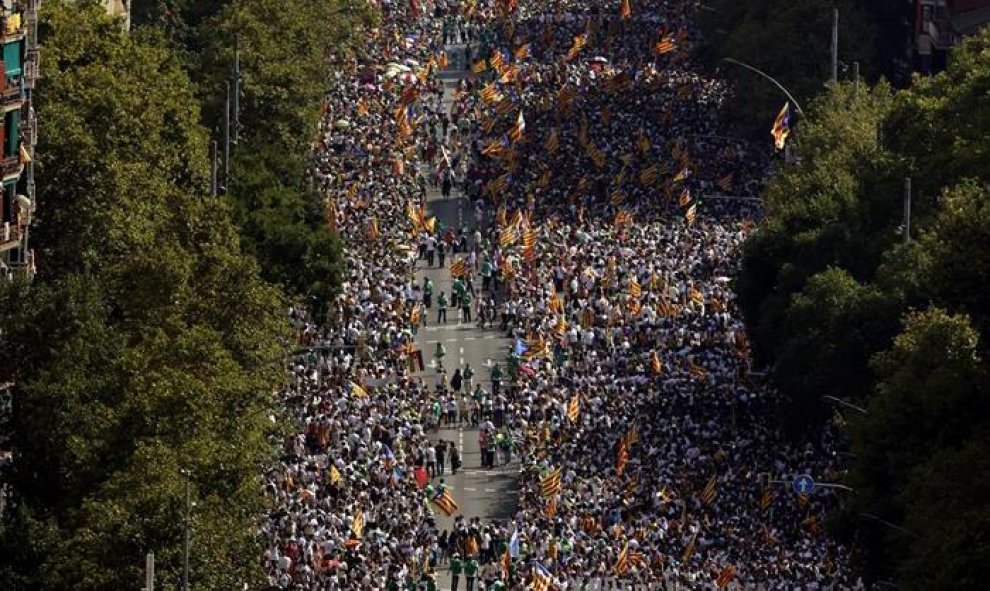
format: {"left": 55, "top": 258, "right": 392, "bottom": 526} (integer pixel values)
{"left": 696, "top": 0, "right": 877, "bottom": 138}
{"left": 0, "top": 4, "right": 287, "bottom": 589}
{"left": 737, "top": 27, "right": 990, "bottom": 588}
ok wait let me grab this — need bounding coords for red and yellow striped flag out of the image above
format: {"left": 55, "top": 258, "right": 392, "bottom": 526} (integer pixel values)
{"left": 351, "top": 509, "right": 365, "bottom": 537}
{"left": 717, "top": 565, "right": 737, "bottom": 588}
{"left": 432, "top": 489, "right": 460, "bottom": 516}
{"left": 700, "top": 474, "right": 717, "bottom": 505}
{"left": 450, "top": 259, "right": 468, "bottom": 278}
{"left": 615, "top": 439, "right": 629, "bottom": 476}
{"left": 619, "top": 0, "right": 632, "bottom": 20}
{"left": 567, "top": 394, "right": 580, "bottom": 422}
{"left": 655, "top": 35, "right": 676, "bottom": 54}
{"left": 629, "top": 276, "right": 642, "bottom": 299}
{"left": 614, "top": 541, "right": 630, "bottom": 574}
{"left": 650, "top": 350, "right": 663, "bottom": 375}
{"left": 545, "top": 128, "right": 560, "bottom": 154}
{"left": 540, "top": 467, "right": 563, "bottom": 497}
{"left": 682, "top": 529, "right": 698, "bottom": 562}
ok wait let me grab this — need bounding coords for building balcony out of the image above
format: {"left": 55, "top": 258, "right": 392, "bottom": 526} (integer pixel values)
{"left": 0, "top": 222, "right": 23, "bottom": 253}
{"left": 0, "top": 12, "right": 26, "bottom": 42}
{"left": 0, "top": 81, "right": 22, "bottom": 109}
{"left": 1, "top": 154, "right": 22, "bottom": 179}
{"left": 22, "top": 115, "right": 35, "bottom": 149}
{"left": 23, "top": 48, "right": 38, "bottom": 89}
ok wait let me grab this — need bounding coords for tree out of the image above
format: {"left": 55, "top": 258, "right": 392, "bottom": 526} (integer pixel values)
{"left": 696, "top": 0, "right": 876, "bottom": 138}
{"left": 126, "top": 1, "right": 375, "bottom": 306}
{"left": 921, "top": 182, "right": 990, "bottom": 339}
{"left": 897, "top": 433, "right": 990, "bottom": 590}
{"left": 771, "top": 268, "right": 900, "bottom": 432}
{"left": 843, "top": 309, "right": 988, "bottom": 585}
{"left": 736, "top": 82, "right": 898, "bottom": 381}
{"left": 0, "top": 4, "right": 287, "bottom": 589}
{"left": 736, "top": 27, "right": 990, "bottom": 586}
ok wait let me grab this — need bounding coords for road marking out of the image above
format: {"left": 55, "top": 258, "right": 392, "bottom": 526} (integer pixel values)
{"left": 463, "top": 487, "right": 477, "bottom": 492}
{"left": 464, "top": 336, "right": 476, "bottom": 341}
{"left": 484, "top": 488, "right": 496, "bottom": 493}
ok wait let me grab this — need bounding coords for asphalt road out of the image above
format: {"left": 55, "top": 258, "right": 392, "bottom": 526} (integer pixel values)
{"left": 411, "top": 52, "right": 518, "bottom": 589}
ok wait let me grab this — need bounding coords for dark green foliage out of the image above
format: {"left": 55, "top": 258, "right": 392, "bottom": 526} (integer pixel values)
{"left": 0, "top": 3, "right": 288, "bottom": 590}
{"left": 737, "top": 29, "right": 990, "bottom": 587}
{"left": 128, "top": 0, "right": 377, "bottom": 305}
{"left": 696, "top": 0, "right": 877, "bottom": 138}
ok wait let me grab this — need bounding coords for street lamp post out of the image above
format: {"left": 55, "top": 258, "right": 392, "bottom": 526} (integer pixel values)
{"left": 181, "top": 468, "right": 192, "bottom": 591}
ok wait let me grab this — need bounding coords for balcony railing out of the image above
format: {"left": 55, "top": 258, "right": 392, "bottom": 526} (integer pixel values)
{"left": 0, "top": 81, "right": 22, "bottom": 107}
{"left": 24, "top": 49, "right": 39, "bottom": 89}
{"left": 0, "top": 154, "right": 22, "bottom": 178}
{"left": 0, "top": 222, "right": 23, "bottom": 253}
{"left": 22, "top": 115, "right": 35, "bottom": 149}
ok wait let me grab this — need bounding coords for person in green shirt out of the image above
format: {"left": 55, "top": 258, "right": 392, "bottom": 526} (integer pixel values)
{"left": 449, "top": 553, "right": 463, "bottom": 591}
{"left": 463, "top": 363, "right": 475, "bottom": 392}
{"left": 451, "top": 277, "right": 464, "bottom": 309}
{"left": 423, "top": 277, "right": 433, "bottom": 309}
{"left": 437, "top": 291, "right": 448, "bottom": 324}
{"left": 490, "top": 362, "right": 503, "bottom": 395}
{"left": 463, "top": 557, "right": 479, "bottom": 591}
{"left": 435, "top": 342, "right": 446, "bottom": 372}
{"left": 480, "top": 258, "right": 493, "bottom": 292}
{"left": 460, "top": 289, "right": 473, "bottom": 323}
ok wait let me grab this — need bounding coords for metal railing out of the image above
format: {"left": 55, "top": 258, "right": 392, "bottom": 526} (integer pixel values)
{"left": 0, "top": 155, "right": 22, "bottom": 178}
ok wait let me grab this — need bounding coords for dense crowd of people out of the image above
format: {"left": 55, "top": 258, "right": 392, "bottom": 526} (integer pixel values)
{"left": 262, "top": 1, "right": 861, "bottom": 589}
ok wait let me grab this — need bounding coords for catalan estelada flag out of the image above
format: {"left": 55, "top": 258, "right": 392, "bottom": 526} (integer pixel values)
{"left": 655, "top": 35, "right": 676, "bottom": 54}
{"left": 629, "top": 276, "right": 642, "bottom": 298}
{"left": 682, "top": 529, "right": 698, "bottom": 561}
{"left": 509, "top": 111, "right": 526, "bottom": 142}
{"left": 614, "top": 541, "right": 630, "bottom": 574}
{"left": 701, "top": 474, "right": 717, "bottom": 505}
{"left": 567, "top": 394, "right": 580, "bottom": 422}
{"left": 651, "top": 350, "right": 663, "bottom": 375}
{"left": 541, "top": 467, "right": 563, "bottom": 497}
{"left": 351, "top": 509, "right": 364, "bottom": 537}
{"left": 432, "top": 488, "right": 459, "bottom": 516}
{"left": 717, "top": 565, "right": 737, "bottom": 588}
{"left": 615, "top": 439, "right": 629, "bottom": 476}
{"left": 772, "top": 102, "right": 791, "bottom": 150}
{"left": 620, "top": 0, "right": 632, "bottom": 19}
{"left": 450, "top": 259, "right": 468, "bottom": 278}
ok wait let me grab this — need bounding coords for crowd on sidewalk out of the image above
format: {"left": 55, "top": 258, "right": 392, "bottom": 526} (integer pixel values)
{"left": 262, "top": 1, "right": 861, "bottom": 589}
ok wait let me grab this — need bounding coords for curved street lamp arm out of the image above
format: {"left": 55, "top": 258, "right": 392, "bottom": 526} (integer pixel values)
{"left": 722, "top": 58, "right": 806, "bottom": 115}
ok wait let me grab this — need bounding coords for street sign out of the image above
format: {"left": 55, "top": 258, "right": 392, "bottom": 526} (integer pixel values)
{"left": 793, "top": 475, "right": 815, "bottom": 494}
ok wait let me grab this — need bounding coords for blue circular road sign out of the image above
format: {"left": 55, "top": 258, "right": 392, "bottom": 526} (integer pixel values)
{"left": 793, "top": 475, "right": 816, "bottom": 494}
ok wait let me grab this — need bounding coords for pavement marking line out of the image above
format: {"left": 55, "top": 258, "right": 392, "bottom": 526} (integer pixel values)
{"left": 484, "top": 488, "right": 496, "bottom": 493}
{"left": 463, "top": 487, "right": 477, "bottom": 492}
